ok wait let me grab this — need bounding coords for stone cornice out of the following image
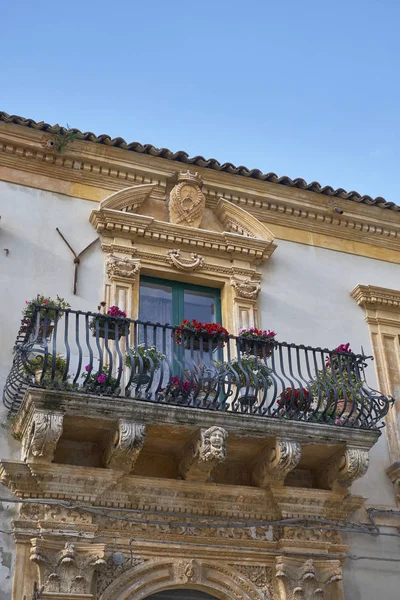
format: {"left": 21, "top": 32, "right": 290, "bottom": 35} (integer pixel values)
{"left": 14, "top": 388, "right": 380, "bottom": 450}
{"left": 351, "top": 284, "right": 400, "bottom": 312}
{"left": 2, "top": 123, "right": 400, "bottom": 255}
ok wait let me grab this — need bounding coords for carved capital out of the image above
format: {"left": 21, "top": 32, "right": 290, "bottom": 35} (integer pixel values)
{"left": 318, "top": 447, "right": 369, "bottom": 490}
{"left": 167, "top": 248, "right": 204, "bottom": 271}
{"left": 22, "top": 410, "right": 63, "bottom": 463}
{"left": 275, "top": 557, "right": 344, "bottom": 600}
{"left": 104, "top": 420, "right": 146, "bottom": 473}
{"left": 252, "top": 439, "right": 301, "bottom": 487}
{"left": 106, "top": 254, "right": 141, "bottom": 280}
{"left": 30, "top": 539, "right": 106, "bottom": 595}
{"left": 231, "top": 278, "right": 261, "bottom": 300}
{"left": 179, "top": 426, "right": 228, "bottom": 482}
{"left": 168, "top": 171, "right": 205, "bottom": 227}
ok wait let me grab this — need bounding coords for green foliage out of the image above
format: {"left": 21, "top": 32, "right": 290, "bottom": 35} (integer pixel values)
{"left": 125, "top": 344, "right": 165, "bottom": 371}
{"left": 22, "top": 294, "right": 70, "bottom": 324}
{"left": 53, "top": 125, "right": 81, "bottom": 153}
{"left": 217, "top": 355, "right": 273, "bottom": 389}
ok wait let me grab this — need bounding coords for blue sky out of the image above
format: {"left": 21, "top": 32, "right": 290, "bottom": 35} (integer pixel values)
{"left": 2, "top": 0, "right": 400, "bottom": 203}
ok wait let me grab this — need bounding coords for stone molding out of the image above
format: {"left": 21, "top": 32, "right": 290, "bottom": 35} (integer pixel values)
{"left": 2, "top": 124, "right": 400, "bottom": 258}
{"left": 99, "top": 557, "right": 265, "bottom": 600}
{"left": 179, "top": 426, "right": 228, "bottom": 482}
{"left": 104, "top": 420, "right": 146, "bottom": 473}
{"left": 317, "top": 447, "right": 369, "bottom": 490}
{"left": 231, "top": 277, "right": 261, "bottom": 300}
{"left": 252, "top": 439, "right": 302, "bottom": 487}
{"left": 351, "top": 284, "right": 400, "bottom": 312}
{"left": 21, "top": 408, "right": 63, "bottom": 463}
{"left": 99, "top": 183, "right": 155, "bottom": 212}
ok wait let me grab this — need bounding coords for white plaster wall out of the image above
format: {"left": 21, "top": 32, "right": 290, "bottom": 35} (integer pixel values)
{"left": 0, "top": 181, "right": 104, "bottom": 598}
{"left": 260, "top": 239, "right": 400, "bottom": 598}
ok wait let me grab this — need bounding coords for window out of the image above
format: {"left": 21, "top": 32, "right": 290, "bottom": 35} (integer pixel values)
{"left": 139, "top": 276, "right": 222, "bottom": 326}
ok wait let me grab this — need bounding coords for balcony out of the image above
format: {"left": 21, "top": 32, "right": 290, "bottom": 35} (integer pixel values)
{"left": 1, "top": 304, "right": 393, "bottom": 496}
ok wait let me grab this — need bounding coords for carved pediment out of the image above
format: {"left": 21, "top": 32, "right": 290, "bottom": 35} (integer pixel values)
{"left": 99, "top": 183, "right": 155, "bottom": 213}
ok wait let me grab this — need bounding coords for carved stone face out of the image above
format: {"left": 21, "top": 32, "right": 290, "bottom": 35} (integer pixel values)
{"left": 209, "top": 428, "right": 225, "bottom": 450}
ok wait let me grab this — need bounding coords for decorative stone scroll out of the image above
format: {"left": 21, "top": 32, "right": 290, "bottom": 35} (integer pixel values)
{"left": 252, "top": 439, "right": 301, "bottom": 487}
{"left": 21, "top": 409, "right": 63, "bottom": 463}
{"left": 167, "top": 248, "right": 205, "bottom": 271}
{"left": 168, "top": 171, "right": 205, "bottom": 227}
{"left": 179, "top": 426, "right": 228, "bottom": 482}
{"left": 318, "top": 447, "right": 369, "bottom": 490}
{"left": 231, "top": 277, "right": 261, "bottom": 300}
{"left": 106, "top": 254, "right": 141, "bottom": 280}
{"left": 104, "top": 420, "right": 146, "bottom": 473}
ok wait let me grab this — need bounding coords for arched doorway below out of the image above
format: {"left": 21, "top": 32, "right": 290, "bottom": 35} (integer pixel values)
{"left": 145, "top": 590, "right": 218, "bottom": 600}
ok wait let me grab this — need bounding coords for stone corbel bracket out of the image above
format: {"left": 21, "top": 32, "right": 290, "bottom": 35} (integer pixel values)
{"left": 317, "top": 446, "right": 370, "bottom": 490}
{"left": 231, "top": 277, "right": 261, "bottom": 301}
{"left": 21, "top": 409, "right": 64, "bottom": 463}
{"left": 179, "top": 426, "right": 228, "bottom": 482}
{"left": 104, "top": 420, "right": 146, "bottom": 473}
{"left": 386, "top": 462, "right": 400, "bottom": 507}
{"left": 252, "top": 439, "right": 301, "bottom": 487}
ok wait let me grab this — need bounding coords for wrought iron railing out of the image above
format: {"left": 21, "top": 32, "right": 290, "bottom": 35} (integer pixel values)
{"left": 3, "top": 305, "right": 393, "bottom": 429}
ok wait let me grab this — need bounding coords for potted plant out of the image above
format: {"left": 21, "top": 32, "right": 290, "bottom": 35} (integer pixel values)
{"left": 220, "top": 355, "right": 272, "bottom": 406}
{"left": 277, "top": 387, "right": 311, "bottom": 415}
{"left": 125, "top": 343, "right": 165, "bottom": 385}
{"left": 158, "top": 376, "right": 193, "bottom": 404}
{"left": 89, "top": 302, "right": 129, "bottom": 340}
{"left": 175, "top": 319, "right": 229, "bottom": 352}
{"left": 21, "top": 295, "right": 70, "bottom": 340}
{"left": 81, "top": 364, "right": 120, "bottom": 394}
{"left": 189, "top": 360, "right": 220, "bottom": 408}
{"left": 21, "top": 352, "right": 69, "bottom": 386}
{"left": 238, "top": 327, "right": 276, "bottom": 358}
{"left": 310, "top": 343, "right": 365, "bottom": 423}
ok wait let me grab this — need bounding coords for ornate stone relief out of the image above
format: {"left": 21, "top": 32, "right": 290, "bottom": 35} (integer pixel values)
{"left": 275, "top": 557, "right": 344, "bottom": 599}
{"left": 167, "top": 248, "right": 205, "bottom": 271}
{"left": 252, "top": 439, "right": 302, "bottom": 487}
{"left": 168, "top": 171, "right": 205, "bottom": 227}
{"left": 318, "top": 447, "right": 369, "bottom": 490}
{"left": 231, "top": 277, "right": 261, "bottom": 300}
{"left": 230, "top": 564, "right": 273, "bottom": 599}
{"left": 104, "top": 420, "right": 146, "bottom": 473}
{"left": 106, "top": 254, "right": 141, "bottom": 280}
{"left": 173, "top": 559, "right": 202, "bottom": 584}
{"left": 30, "top": 539, "right": 106, "bottom": 595}
{"left": 96, "top": 554, "right": 145, "bottom": 597}
{"left": 21, "top": 410, "right": 63, "bottom": 463}
{"left": 179, "top": 426, "right": 228, "bottom": 482}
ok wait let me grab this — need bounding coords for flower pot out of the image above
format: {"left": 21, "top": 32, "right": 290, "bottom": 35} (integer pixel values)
{"left": 238, "top": 339, "right": 273, "bottom": 358}
{"left": 196, "top": 390, "right": 218, "bottom": 408}
{"left": 132, "top": 373, "right": 151, "bottom": 386}
{"left": 238, "top": 386, "right": 258, "bottom": 406}
{"left": 183, "top": 334, "right": 220, "bottom": 353}
{"left": 97, "top": 322, "right": 128, "bottom": 340}
{"left": 335, "top": 399, "right": 357, "bottom": 422}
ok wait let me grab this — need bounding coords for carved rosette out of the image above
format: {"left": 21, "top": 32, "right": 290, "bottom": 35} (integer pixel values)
{"left": 231, "top": 278, "right": 261, "bottom": 300}
{"left": 168, "top": 171, "right": 205, "bottom": 227}
{"left": 318, "top": 447, "right": 370, "bottom": 490}
{"left": 106, "top": 254, "right": 141, "bottom": 281}
{"left": 179, "top": 426, "right": 228, "bottom": 482}
{"left": 252, "top": 439, "right": 301, "bottom": 487}
{"left": 21, "top": 410, "right": 63, "bottom": 463}
{"left": 104, "top": 420, "right": 146, "bottom": 473}
{"left": 167, "top": 248, "right": 205, "bottom": 271}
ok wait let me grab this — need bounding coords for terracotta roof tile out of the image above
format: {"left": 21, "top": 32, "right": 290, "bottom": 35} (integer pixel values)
{"left": 1, "top": 111, "right": 398, "bottom": 211}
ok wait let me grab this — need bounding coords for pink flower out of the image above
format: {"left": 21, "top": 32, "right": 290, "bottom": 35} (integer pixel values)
{"left": 85, "top": 364, "right": 90, "bottom": 372}
{"left": 97, "top": 373, "right": 107, "bottom": 383}
{"left": 182, "top": 381, "right": 191, "bottom": 392}
{"left": 42, "top": 300, "right": 48, "bottom": 305}
{"left": 171, "top": 376, "right": 180, "bottom": 386}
